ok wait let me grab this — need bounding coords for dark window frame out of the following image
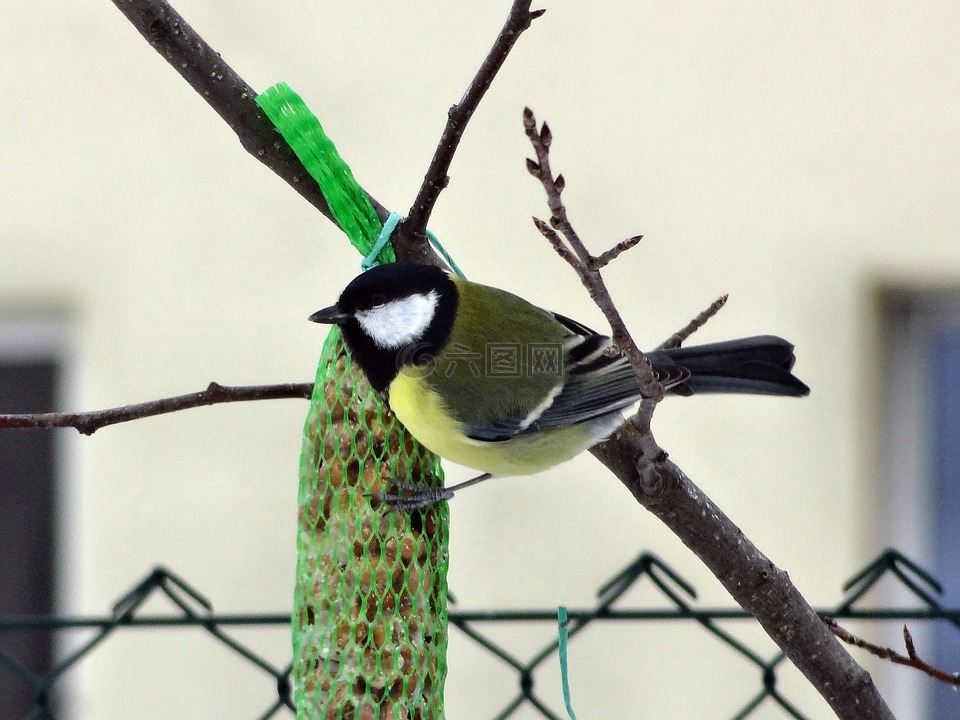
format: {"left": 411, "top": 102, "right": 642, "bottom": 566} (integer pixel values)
{"left": 0, "top": 320, "right": 68, "bottom": 718}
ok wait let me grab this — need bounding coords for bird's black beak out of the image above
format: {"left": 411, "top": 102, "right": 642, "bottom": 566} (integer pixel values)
{"left": 308, "top": 305, "right": 351, "bottom": 325}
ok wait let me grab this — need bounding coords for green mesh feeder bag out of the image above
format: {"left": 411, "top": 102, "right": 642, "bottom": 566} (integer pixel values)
{"left": 296, "top": 330, "right": 449, "bottom": 719}
{"left": 256, "top": 83, "right": 450, "bottom": 719}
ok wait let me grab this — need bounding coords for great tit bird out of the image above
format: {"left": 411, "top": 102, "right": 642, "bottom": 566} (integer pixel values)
{"left": 310, "top": 262, "right": 808, "bottom": 500}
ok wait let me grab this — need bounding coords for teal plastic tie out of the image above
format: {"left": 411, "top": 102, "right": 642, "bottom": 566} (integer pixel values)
{"left": 360, "top": 212, "right": 401, "bottom": 271}
{"left": 362, "top": 211, "right": 467, "bottom": 280}
{"left": 557, "top": 606, "right": 578, "bottom": 720}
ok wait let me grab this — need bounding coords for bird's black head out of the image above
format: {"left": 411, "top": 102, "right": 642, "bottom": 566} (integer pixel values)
{"left": 309, "top": 263, "right": 459, "bottom": 392}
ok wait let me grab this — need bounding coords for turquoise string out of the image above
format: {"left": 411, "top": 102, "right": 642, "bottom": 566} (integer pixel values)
{"left": 557, "top": 606, "right": 578, "bottom": 720}
{"left": 360, "top": 212, "right": 401, "bottom": 271}
{"left": 361, "top": 211, "right": 467, "bottom": 279}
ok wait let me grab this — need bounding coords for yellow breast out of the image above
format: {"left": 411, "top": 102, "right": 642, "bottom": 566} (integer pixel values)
{"left": 388, "top": 372, "right": 604, "bottom": 476}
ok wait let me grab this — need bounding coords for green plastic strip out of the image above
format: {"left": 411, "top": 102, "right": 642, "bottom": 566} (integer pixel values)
{"left": 255, "top": 82, "right": 395, "bottom": 266}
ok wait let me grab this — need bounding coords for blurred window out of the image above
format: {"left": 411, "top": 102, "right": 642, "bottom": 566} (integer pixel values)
{"left": 880, "top": 291, "right": 960, "bottom": 718}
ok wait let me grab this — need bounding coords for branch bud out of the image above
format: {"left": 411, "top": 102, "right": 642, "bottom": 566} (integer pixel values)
{"left": 540, "top": 122, "right": 552, "bottom": 149}
{"left": 522, "top": 107, "right": 536, "bottom": 131}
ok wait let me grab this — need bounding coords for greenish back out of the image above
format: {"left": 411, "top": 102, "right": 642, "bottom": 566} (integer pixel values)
{"left": 427, "top": 279, "right": 567, "bottom": 430}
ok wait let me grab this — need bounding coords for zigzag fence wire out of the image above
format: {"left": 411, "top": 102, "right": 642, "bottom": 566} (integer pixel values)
{"left": 2, "top": 549, "right": 958, "bottom": 720}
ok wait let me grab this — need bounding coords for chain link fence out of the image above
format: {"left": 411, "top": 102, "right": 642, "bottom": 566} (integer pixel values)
{"left": 2, "top": 549, "right": 957, "bottom": 720}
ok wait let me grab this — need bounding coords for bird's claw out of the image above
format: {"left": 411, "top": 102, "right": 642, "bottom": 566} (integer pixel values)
{"left": 369, "top": 482, "right": 454, "bottom": 511}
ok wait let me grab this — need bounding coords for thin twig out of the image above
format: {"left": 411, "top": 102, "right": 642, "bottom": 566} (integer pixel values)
{"left": 656, "top": 295, "right": 729, "bottom": 350}
{"left": 523, "top": 107, "right": 660, "bottom": 400}
{"left": 403, "top": 1, "right": 544, "bottom": 242}
{"left": 590, "top": 235, "right": 644, "bottom": 270}
{"left": 532, "top": 216, "right": 579, "bottom": 267}
{"left": 0, "top": 382, "right": 313, "bottom": 436}
{"left": 824, "top": 617, "right": 960, "bottom": 686}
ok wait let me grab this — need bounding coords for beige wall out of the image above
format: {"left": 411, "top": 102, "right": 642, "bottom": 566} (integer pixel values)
{"left": 3, "top": 2, "right": 959, "bottom": 718}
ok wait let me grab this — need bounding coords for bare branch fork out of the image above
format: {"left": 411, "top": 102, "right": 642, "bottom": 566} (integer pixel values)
{"left": 825, "top": 618, "right": 960, "bottom": 687}
{"left": 524, "top": 108, "right": 661, "bottom": 402}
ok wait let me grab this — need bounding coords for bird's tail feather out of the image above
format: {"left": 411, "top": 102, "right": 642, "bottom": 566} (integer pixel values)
{"left": 646, "top": 335, "right": 810, "bottom": 397}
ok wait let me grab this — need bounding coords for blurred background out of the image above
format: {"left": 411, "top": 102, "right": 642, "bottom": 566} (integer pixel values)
{"left": 2, "top": 1, "right": 959, "bottom": 718}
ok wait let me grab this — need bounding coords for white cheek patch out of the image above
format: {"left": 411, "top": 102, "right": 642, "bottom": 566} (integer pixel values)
{"left": 355, "top": 291, "right": 439, "bottom": 349}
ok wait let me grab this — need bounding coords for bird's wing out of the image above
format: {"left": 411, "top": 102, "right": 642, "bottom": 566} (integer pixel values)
{"left": 464, "top": 314, "right": 689, "bottom": 441}
{"left": 520, "top": 354, "right": 688, "bottom": 431}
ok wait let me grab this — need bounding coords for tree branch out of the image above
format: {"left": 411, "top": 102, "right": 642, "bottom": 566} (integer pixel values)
{"left": 825, "top": 618, "right": 960, "bottom": 687}
{"left": 403, "top": 1, "right": 544, "bottom": 242}
{"left": 524, "top": 110, "right": 894, "bottom": 719}
{"left": 590, "top": 234, "right": 644, "bottom": 270}
{"left": 0, "top": 382, "right": 312, "bottom": 435}
{"left": 596, "top": 441, "right": 893, "bottom": 718}
{"left": 656, "top": 294, "right": 729, "bottom": 350}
